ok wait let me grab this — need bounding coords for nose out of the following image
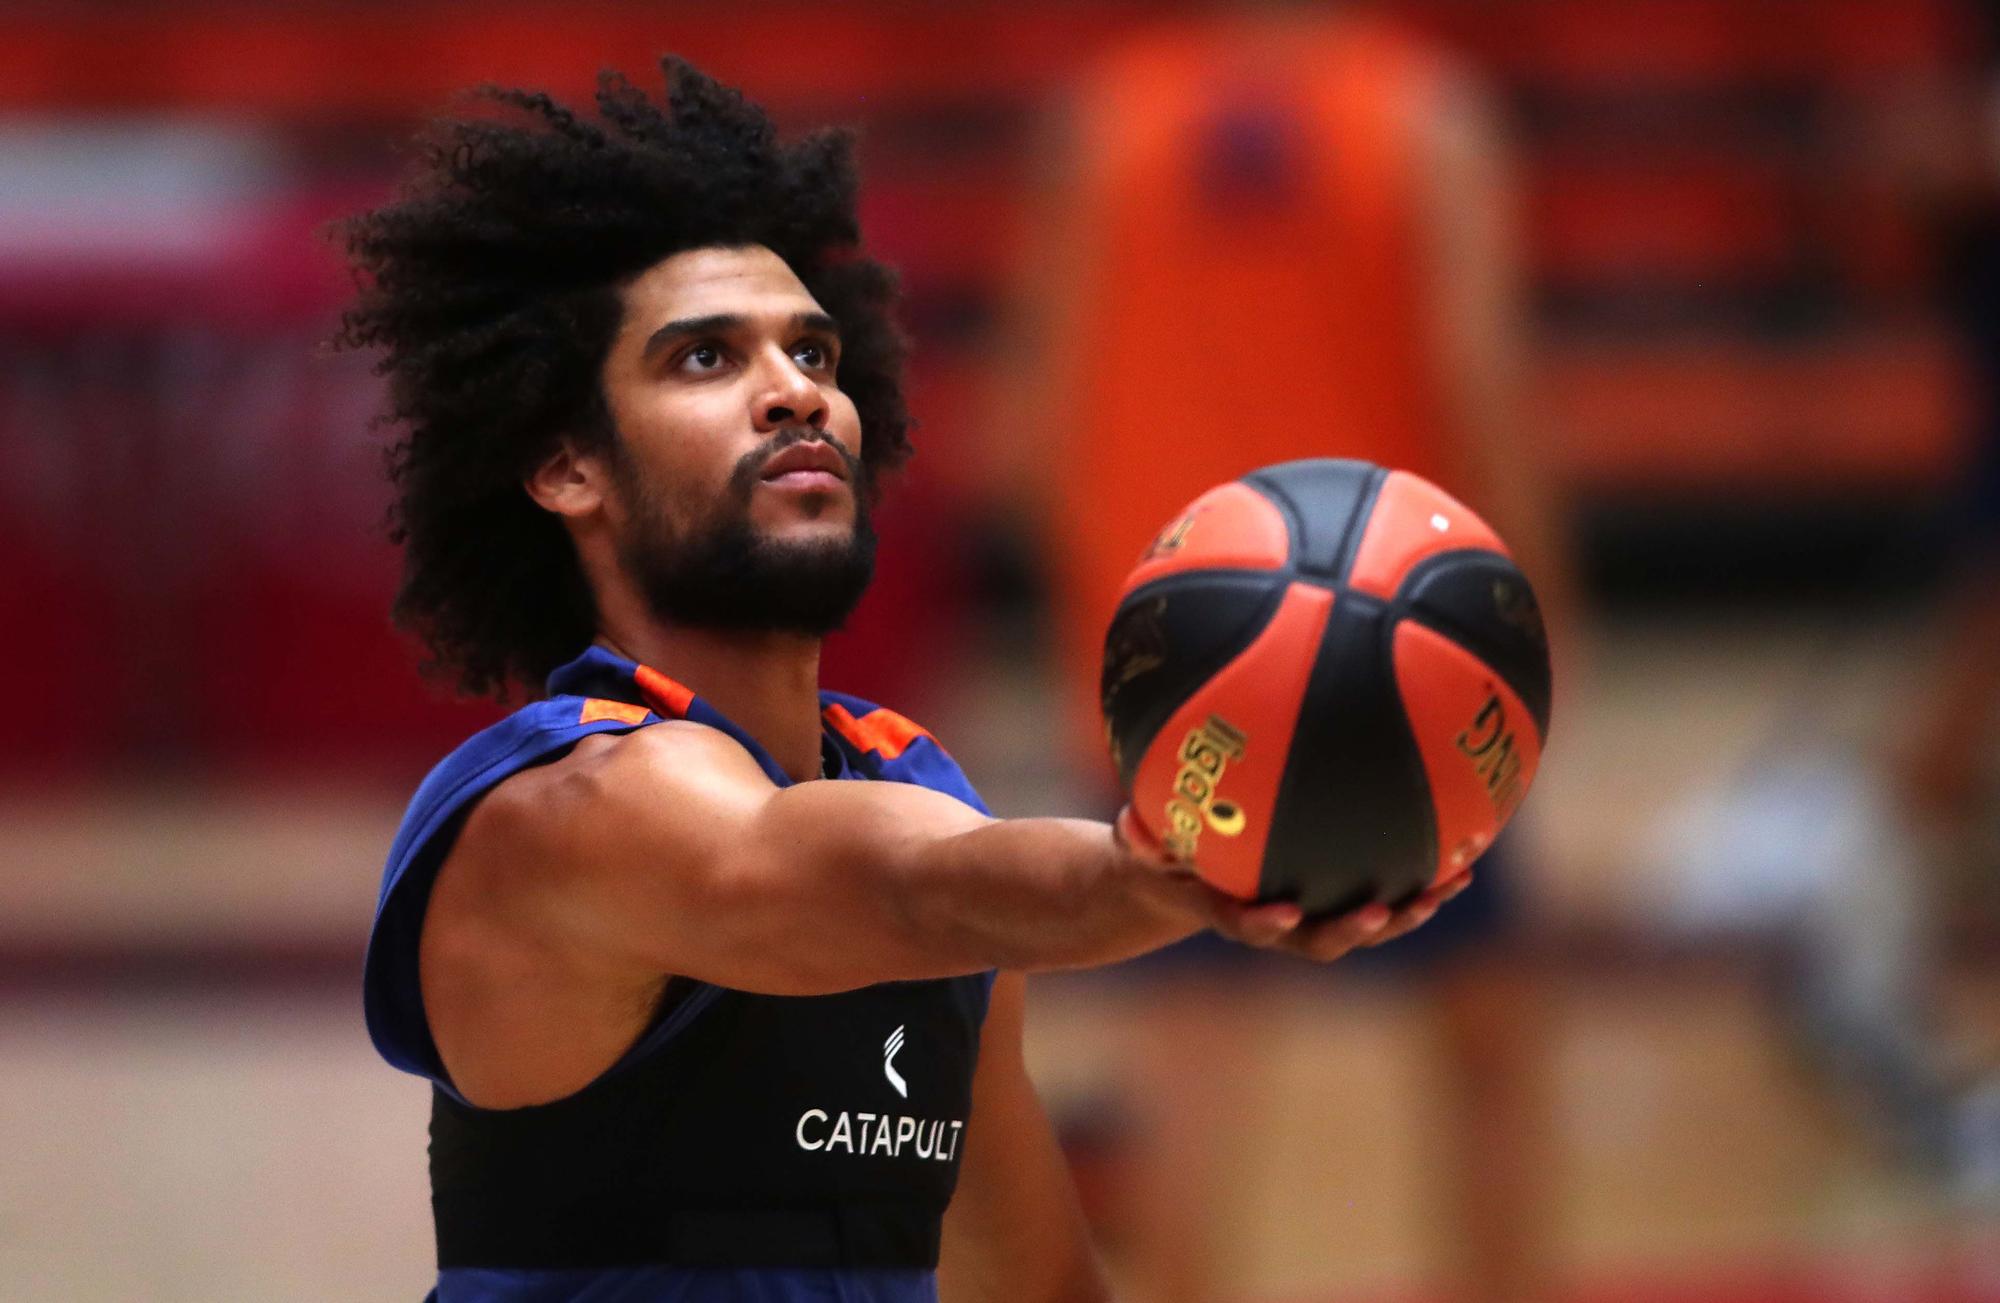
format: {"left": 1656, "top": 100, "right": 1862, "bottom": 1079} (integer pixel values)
{"left": 751, "top": 347, "right": 829, "bottom": 434}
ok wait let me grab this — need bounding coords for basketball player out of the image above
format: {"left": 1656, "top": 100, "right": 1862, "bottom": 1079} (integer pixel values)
{"left": 343, "top": 61, "right": 1463, "bottom": 1303}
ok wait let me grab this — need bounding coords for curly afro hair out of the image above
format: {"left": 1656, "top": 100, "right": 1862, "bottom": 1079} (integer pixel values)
{"left": 337, "top": 58, "right": 910, "bottom": 701}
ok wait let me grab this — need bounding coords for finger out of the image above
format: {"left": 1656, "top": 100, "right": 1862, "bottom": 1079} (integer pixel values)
{"left": 1294, "top": 902, "right": 1392, "bottom": 962}
{"left": 1371, "top": 901, "right": 1439, "bottom": 945}
{"left": 1373, "top": 878, "right": 1465, "bottom": 943}
{"left": 1415, "top": 873, "right": 1471, "bottom": 908}
{"left": 1375, "top": 878, "right": 1466, "bottom": 934}
{"left": 1220, "top": 899, "right": 1304, "bottom": 947}
{"left": 1113, "top": 807, "right": 1173, "bottom": 868}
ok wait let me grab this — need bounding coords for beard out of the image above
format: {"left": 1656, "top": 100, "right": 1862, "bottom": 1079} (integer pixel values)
{"left": 610, "top": 429, "right": 877, "bottom": 636}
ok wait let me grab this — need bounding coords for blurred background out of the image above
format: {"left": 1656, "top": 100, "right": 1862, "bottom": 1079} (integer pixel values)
{"left": 1, "top": 2, "right": 1996, "bottom": 1300}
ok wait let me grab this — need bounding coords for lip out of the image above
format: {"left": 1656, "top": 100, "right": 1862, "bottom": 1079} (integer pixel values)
{"left": 760, "top": 468, "right": 847, "bottom": 493}
{"left": 759, "top": 441, "right": 849, "bottom": 483}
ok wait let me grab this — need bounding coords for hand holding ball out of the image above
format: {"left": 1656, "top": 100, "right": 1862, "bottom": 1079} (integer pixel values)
{"left": 1101, "top": 459, "right": 1552, "bottom": 918}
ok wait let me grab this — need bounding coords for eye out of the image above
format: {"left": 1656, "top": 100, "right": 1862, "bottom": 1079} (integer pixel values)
{"left": 791, "top": 339, "right": 837, "bottom": 371}
{"left": 678, "top": 343, "right": 727, "bottom": 373}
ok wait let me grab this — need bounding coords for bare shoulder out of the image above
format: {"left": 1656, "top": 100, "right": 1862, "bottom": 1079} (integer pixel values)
{"left": 463, "top": 721, "right": 768, "bottom": 866}
{"left": 419, "top": 721, "right": 779, "bottom": 1105}
{"left": 433, "top": 719, "right": 776, "bottom": 952}
{"left": 497, "top": 719, "right": 769, "bottom": 824}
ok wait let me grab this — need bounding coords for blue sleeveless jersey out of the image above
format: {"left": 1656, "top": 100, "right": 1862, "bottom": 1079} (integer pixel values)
{"left": 364, "top": 646, "right": 996, "bottom": 1303}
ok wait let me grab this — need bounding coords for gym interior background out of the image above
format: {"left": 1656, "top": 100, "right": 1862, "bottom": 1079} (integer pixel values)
{"left": 0, "top": 3, "right": 1995, "bottom": 1300}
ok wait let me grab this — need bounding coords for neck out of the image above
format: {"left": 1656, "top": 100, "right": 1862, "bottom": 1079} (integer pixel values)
{"left": 596, "top": 615, "right": 825, "bottom": 784}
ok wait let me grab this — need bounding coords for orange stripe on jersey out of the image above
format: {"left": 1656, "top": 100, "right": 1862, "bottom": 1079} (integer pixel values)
{"left": 578, "top": 698, "right": 649, "bottom": 726}
{"left": 633, "top": 665, "right": 695, "bottom": 719}
{"left": 823, "top": 702, "right": 932, "bottom": 761}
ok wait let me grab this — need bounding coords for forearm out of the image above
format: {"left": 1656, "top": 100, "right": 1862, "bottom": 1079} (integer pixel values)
{"left": 691, "top": 780, "right": 1210, "bottom": 993}
{"left": 904, "top": 816, "right": 1209, "bottom": 973}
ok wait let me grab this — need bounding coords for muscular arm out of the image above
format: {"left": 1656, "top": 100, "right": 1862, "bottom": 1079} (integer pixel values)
{"left": 939, "top": 973, "right": 1110, "bottom": 1303}
{"left": 424, "top": 718, "right": 1463, "bottom": 1105}
{"left": 449, "top": 722, "right": 1215, "bottom": 999}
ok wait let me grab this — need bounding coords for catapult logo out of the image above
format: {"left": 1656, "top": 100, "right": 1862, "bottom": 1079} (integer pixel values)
{"left": 793, "top": 1023, "right": 966, "bottom": 1164}
{"left": 883, "top": 1024, "right": 909, "bottom": 1098}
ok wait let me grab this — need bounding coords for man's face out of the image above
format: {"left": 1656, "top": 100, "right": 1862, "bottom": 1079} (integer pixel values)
{"left": 595, "top": 244, "right": 874, "bottom": 634}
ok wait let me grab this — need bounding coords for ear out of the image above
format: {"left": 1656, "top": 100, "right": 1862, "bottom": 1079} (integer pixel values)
{"left": 524, "top": 440, "right": 612, "bottom": 520}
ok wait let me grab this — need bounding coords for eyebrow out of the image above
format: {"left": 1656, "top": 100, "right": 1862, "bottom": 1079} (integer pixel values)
{"left": 641, "top": 310, "right": 840, "bottom": 359}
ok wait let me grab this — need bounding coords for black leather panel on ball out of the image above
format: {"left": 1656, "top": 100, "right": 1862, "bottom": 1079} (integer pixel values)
{"left": 1259, "top": 592, "right": 1438, "bottom": 915}
{"left": 1239, "top": 459, "right": 1383, "bottom": 583}
{"left": 1397, "top": 552, "right": 1554, "bottom": 742}
{"left": 1101, "top": 571, "right": 1287, "bottom": 792}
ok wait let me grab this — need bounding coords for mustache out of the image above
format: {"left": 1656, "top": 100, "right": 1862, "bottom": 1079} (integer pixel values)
{"left": 727, "top": 427, "right": 863, "bottom": 498}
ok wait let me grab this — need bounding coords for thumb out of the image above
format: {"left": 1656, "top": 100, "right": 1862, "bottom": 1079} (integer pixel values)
{"left": 1113, "top": 806, "right": 1172, "bottom": 867}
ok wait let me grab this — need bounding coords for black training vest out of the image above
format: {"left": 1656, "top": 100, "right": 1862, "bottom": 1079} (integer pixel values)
{"left": 376, "top": 647, "right": 998, "bottom": 1277}
{"left": 429, "top": 975, "right": 990, "bottom": 1269}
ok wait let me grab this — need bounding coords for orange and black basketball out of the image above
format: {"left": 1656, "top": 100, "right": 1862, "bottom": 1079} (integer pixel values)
{"left": 1101, "top": 459, "right": 1552, "bottom": 917}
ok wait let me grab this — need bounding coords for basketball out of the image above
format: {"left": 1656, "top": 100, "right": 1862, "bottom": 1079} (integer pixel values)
{"left": 1100, "top": 458, "right": 1553, "bottom": 917}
